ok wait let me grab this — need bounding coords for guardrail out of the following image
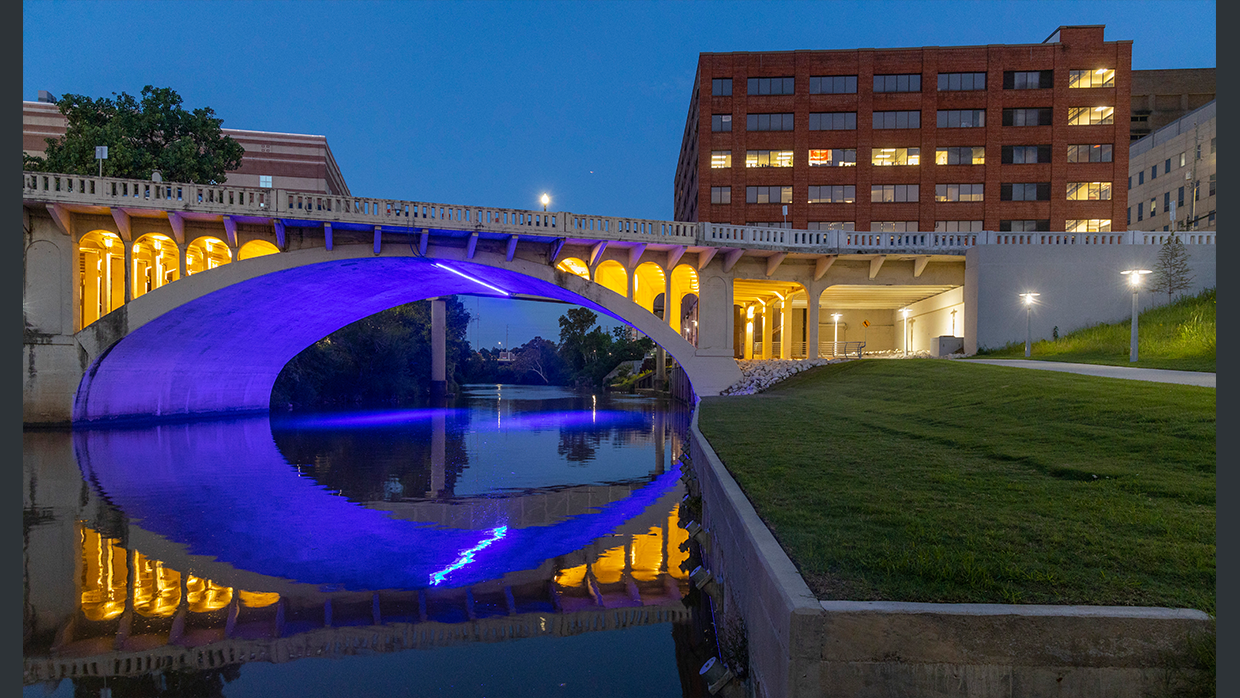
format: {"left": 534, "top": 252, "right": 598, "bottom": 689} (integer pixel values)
{"left": 23, "top": 172, "right": 1215, "bottom": 251}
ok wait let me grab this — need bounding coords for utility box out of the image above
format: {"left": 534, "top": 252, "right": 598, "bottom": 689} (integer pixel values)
{"left": 932, "top": 336, "right": 964, "bottom": 357}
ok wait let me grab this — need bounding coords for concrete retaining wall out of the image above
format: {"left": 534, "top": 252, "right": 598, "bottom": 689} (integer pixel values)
{"left": 687, "top": 413, "right": 1213, "bottom": 698}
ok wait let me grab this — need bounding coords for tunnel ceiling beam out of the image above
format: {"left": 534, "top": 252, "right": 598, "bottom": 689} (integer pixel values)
{"left": 765, "top": 252, "right": 787, "bottom": 277}
{"left": 869, "top": 255, "right": 886, "bottom": 279}
{"left": 223, "top": 216, "right": 239, "bottom": 247}
{"left": 111, "top": 208, "right": 133, "bottom": 242}
{"left": 913, "top": 255, "right": 930, "bottom": 278}
{"left": 166, "top": 212, "right": 186, "bottom": 245}
{"left": 590, "top": 240, "right": 608, "bottom": 266}
{"left": 628, "top": 243, "right": 646, "bottom": 269}
{"left": 722, "top": 249, "right": 744, "bottom": 273}
{"left": 814, "top": 255, "right": 836, "bottom": 280}
{"left": 697, "top": 248, "right": 717, "bottom": 271}
{"left": 666, "top": 245, "right": 685, "bottom": 271}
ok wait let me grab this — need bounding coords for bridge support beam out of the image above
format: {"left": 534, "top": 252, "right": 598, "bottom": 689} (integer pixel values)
{"left": 807, "top": 287, "right": 821, "bottom": 359}
{"left": 780, "top": 300, "right": 792, "bottom": 359}
{"left": 762, "top": 302, "right": 774, "bottom": 359}
{"left": 430, "top": 297, "right": 447, "bottom": 400}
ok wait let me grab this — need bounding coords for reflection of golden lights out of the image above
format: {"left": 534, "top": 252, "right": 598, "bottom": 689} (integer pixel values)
{"left": 80, "top": 527, "right": 127, "bottom": 621}
{"left": 187, "top": 576, "right": 234, "bottom": 612}
{"left": 239, "top": 590, "right": 281, "bottom": 608}
{"left": 133, "top": 551, "right": 182, "bottom": 618}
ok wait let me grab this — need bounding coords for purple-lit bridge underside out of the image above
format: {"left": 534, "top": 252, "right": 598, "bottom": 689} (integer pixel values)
{"left": 74, "top": 244, "right": 739, "bottom": 423}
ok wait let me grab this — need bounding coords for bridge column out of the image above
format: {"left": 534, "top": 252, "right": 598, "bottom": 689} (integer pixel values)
{"left": 807, "top": 286, "right": 821, "bottom": 359}
{"left": 743, "top": 305, "right": 754, "bottom": 360}
{"left": 762, "top": 302, "right": 774, "bottom": 359}
{"left": 123, "top": 240, "right": 134, "bottom": 304}
{"left": 430, "top": 298, "right": 447, "bottom": 399}
{"left": 780, "top": 300, "right": 792, "bottom": 359}
{"left": 178, "top": 243, "right": 188, "bottom": 281}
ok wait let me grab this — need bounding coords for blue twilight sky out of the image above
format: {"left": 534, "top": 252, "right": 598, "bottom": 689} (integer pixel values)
{"left": 22, "top": 0, "right": 1216, "bottom": 350}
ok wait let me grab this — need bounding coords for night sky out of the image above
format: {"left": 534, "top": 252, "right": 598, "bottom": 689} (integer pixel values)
{"left": 22, "top": 0, "right": 1216, "bottom": 350}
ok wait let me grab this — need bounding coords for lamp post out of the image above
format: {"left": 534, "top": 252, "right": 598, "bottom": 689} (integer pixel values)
{"left": 831, "top": 313, "right": 842, "bottom": 356}
{"left": 1121, "top": 269, "right": 1152, "bottom": 362}
{"left": 900, "top": 308, "right": 910, "bottom": 356}
{"left": 540, "top": 193, "right": 550, "bottom": 212}
{"left": 1019, "top": 292, "right": 1040, "bottom": 358}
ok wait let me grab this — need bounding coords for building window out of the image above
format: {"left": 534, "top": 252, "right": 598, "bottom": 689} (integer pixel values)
{"left": 935, "top": 220, "right": 983, "bottom": 232}
{"left": 808, "top": 149, "right": 856, "bottom": 167}
{"left": 747, "top": 77, "right": 794, "bottom": 95}
{"left": 1195, "top": 180, "right": 1200, "bottom": 200}
{"left": 1002, "top": 108, "right": 1052, "bottom": 126}
{"left": 871, "top": 147, "right": 919, "bottom": 166}
{"left": 745, "top": 150, "right": 795, "bottom": 168}
{"left": 1178, "top": 186, "right": 1185, "bottom": 206}
{"left": 1068, "top": 68, "right": 1115, "bottom": 88}
{"left": 746, "top": 221, "right": 792, "bottom": 229}
{"left": 1138, "top": 171, "right": 1144, "bottom": 185}
{"left": 871, "top": 221, "right": 919, "bottom": 232}
{"left": 1149, "top": 197, "right": 1157, "bottom": 216}
{"left": 808, "top": 221, "right": 855, "bottom": 231}
{"left": 807, "top": 185, "right": 856, "bottom": 204}
{"left": 711, "top": 114, "right": 732, "bottom": 132}
{"left": 809, "top": 76, "right": 858, "bottom": 94}
{"left": 935, "top": 183, "right": 984, "bottom": 202}
{"left": 747, "top": 186, "right": 792, "bottom": 204}
{"left": 711, "top": 186, "right": 731, "bottom": 204}
{"left": 936, "top": 147, "right": 985, "bottom": 165}
{"left": 1151, "top": 165, "right": 1157, "bottom": 180}
{"left": 1065, "top": 219, "right": 1112, "bottom": 233}
{"left": 1179, "top": 152, "right": 1187, "bottom": 167}
{"left": 1164, "top": 191, "right": 1171, "bottom": 211}
{"left": 999, "top": 219, "right": 1050, "bottom": 232}
{"left": 1209, "top": 174, "right": 1217, "bottom": 197}
{"left": 871, "top": 184, "right": 919, "bottom": 203}
{"left": 1128, "top": 176, "right": 1132, "bottom": 190}
{"left": 808, "top": 112, "right": 857, "bottom": 130}
{"left": 1067, "top": 144, "right": 1113, "bottom": 162}
{"left": 1001, "top": 145, "right": 1051, "bottom": 164}
{"left": 711, "top": 150, "right": 731, "bottom": 168}
{"left": 1209, "top": 211, "right": 1215, "bottom": 225}
{"left": 259, "top": 175, "right": 273, "bottom": 188}
{"left": 936, "top": 110, "right": 986, "bottom": 128}
{"left": 1066, "top": 182, "right": 1113, "bottom": 200}
{"left": 874, "top": 111, "right": 921, "bottom": 129}
{"left": 1165, "top": 159, "right": 1172, "bottom": 174}
{"left": 1067, "top": 106, "right": 1114, "bottom": 125}
{"left": 746, "top": 113, "right": 794, "bottom": 131}
{"left": 712, "top": 78, "right": 732, "bottom": 96}
{"left": 1000, "top": 183, "right": 1051, "bottom": 201}
{"left": 1137, "top": 202, "right": 1143, "bottom": 221}
{"left": 873, "top": 74, "right": 921, "bottom": 92}
{"left": 1127, "top": 207, "right": 1131, "bottom": 225}
{"left": 1004, "top": 70, "right": 1053, "bottom": 89}
{"left": 937, "top": 72, "right": 986, "bottom": 91}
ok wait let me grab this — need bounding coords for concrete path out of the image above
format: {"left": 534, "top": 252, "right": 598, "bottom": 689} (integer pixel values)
{"left": 965, "top": 359, "right": 1215, "bottom": 388}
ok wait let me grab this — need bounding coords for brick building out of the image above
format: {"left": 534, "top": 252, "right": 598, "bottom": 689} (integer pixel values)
{"left": 674, "top": 25, "right": 1131, "bottom": 234}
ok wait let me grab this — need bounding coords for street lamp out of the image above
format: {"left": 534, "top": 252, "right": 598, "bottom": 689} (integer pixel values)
{"left": 831, "top": 313, "right": 842, "bottom": 356}
{"left": 1019, "top": 292, "right": 1040, "bottom": 358}
{"left": 1121, "top": 269, "right": 1152, "bottom": 362}
{"left": 900, "top": 308, "right": 911, "bottom": 356}
{"left": 540, "top": 193, "right": 550, "bottom": 212}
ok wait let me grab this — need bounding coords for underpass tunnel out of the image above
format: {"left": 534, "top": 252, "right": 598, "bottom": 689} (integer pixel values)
{"left": 186, "top": 236, "right": 233, "bottom": 275}
{"left": 77, "top": 230, "right": 126, "bottom": 329}
{"left": 633, "top": 262, "right": 666, "bottom": 314}
{"left": 593, "top": 259, "right": 627, "bottom": 298}
{"left": 555, "top": 257, "right": 590, "bottom": 280}
{"left": 668, "top": 264, "right": 699, "bottom": 345}
{"left": 731, "top": 279, "right": 807, "bottom": 359}
{"left": 131, "top": 233, "right": 180, "bottom": 301}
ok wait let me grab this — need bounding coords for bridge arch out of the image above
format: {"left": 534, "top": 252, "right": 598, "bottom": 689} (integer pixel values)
{"left": 131, "top": 232, "right": 179, "bottom": 299}
{"left": 186, "top": 235, "right": 233, "bottom": 275}
{"left": 72, "top": 245, "right": 742, "bottom": 423}
{"left": 593, "top": 259, "right": 627, "bottom": 297}
{"left": 238, "top": 239, "right": 280, "bottom": 260}
{"left": 77, "top": 229, "right": 125, "bottom": 327}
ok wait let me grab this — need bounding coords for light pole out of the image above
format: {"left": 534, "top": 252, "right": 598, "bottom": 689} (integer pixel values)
{"left": 1019, "top": 292, "right": 1040, "bottom": 357}
{"left": 900, "top": 308, "right": 910, "bottom": 356}
{"left": 1121, "top": 269, "right": 1152, "bottom": 362}
{"left": 831, "top": 313, "right": 842, "bottom": 356}
{"left": 540, "top": 193, "right": 550, "bottom": 212}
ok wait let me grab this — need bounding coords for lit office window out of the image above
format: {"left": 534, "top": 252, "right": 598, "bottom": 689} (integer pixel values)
{"left": 746, "top": 113, "right": 795, "bottom": 131}
{"left": 807, "top": 185, "right": 856, "bottom": 204}
{"left": 1002, "top": 108, "right": 1052, "bottom": 126}
{"left": 871, "top": 147, "right": 919, "bottom": 166}
{"left": 873, "top": 74, "right": 921, "bottom": 92}
{"left": 999, "top": 219, "right": 1050, "bottom": 232}
{"left": 808, "top": 112, "right": 856, "bottom": 130}
{"left": 711, "top": 151, "right": 731, "bottom": 168}
{"left": 1067, "top": 144, "right": 1113, "bottom": 162}
{"left": 873, "top": 111, "right": 921, "bottom": 129}
{"left": 935, "top": 220, "right": 983, "bottom": 232}
{"left": 711, "top": 114, "right": 732, "bottom": 132}
{"left": 712, "top": 78, "right": 732, "bottom": 96}
{"left": 871, "top": 221, "right": 919, "bottom": 232}
{"left": 937, "top": 72, "right": 986, "bottom": 91}
{"left": 1002, "top": 145, "right": 1051, "bottom": 164}
{"left": 1068, "top": 69, "right": 1114, "bottom": 88}
{"left": 935, "top": 184, "right": 984, "bottom": 202}
{"left": 1065, "top": 219, "right": 1112, "bottom": 233}
{"left": 1004, "top": 70, "right": 1053, "bottom": 89}
{"left": 711, "top": 186, "right": 731, "bottom": 204}
{"left": 807, "top": 221, "right": 855, "bottom": 231}
{"left": 747, "top": 77, "right": 795, "bottom": 95}
{"left": 936, "top": 110, "right": 986, "bottom": 128}
{"left": 809, "top": 76, "right": 857, "bottom": 94}
{"left": 1000, "top": 183, "right": 1051, "bottom": 201}
{"left": 871, "top": 184, "right": 919, "bottom": 203}
{"left": 746, "top": 186, "right": 792, "bottom": 204}
{"left": 1149, "top": 197, "right": 1158, "bottom": 216}
{"left": 808, "top": 149, "right": 856, "bottom": 167}
{"left": 936, "top": 147, "right": 985, "bottom": 165}
{"left": 1067, "top": 106, "right": 1114, "bottom": 125}
{"left": 1066, "top": 182, "right": 1113, "bottom": 200}
{"left": 745, "top": 150, "right": 794, "bottom": 168}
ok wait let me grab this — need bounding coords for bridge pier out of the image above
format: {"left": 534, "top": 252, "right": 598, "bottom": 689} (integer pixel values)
{"left": 430, "top": 297, "right": 447, "bottom": 399}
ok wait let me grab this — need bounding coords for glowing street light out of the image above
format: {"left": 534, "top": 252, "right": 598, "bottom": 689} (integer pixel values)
{"left": 831, "top": 313, "right": 842, "bottom": 356}
{"left": 1019, "top": 292, "right": 1040, "bottom": 358}
{"left": 1121, "top": 269, "right": 1152, "bottom": 362}
{"left": 540, "top": 193, "right": 550, "bottom": 212}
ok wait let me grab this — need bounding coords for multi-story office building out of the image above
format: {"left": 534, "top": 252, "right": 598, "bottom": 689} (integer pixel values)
{"left": 1127, "top": 100, "right": 1215, "bottom": 233}
{"left": 674, "top": 25, "right": 1131, "bottom": 235}
{"left": 1129, "top": 68, "right": 1214, "bottom": 141}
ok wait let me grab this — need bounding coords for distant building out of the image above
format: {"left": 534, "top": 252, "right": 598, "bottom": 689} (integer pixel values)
{"left": 674, "top": 25, "right": 1131, "bottom": 234}
{"left": 1127, "top": 100, "right": 1214, "bottom": 232}
{"left": 1128, "top": 68, "right": 1214, "bottom": 142}
{"left": 22, "top": 97, "right": 350, "bottom": 196}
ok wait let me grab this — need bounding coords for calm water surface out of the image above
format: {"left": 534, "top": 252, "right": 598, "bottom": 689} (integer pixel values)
{"left": 23, "top": 386, "right": 712, "bottom": 697}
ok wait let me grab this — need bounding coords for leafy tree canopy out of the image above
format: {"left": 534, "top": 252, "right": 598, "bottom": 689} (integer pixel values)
{"left": 24, "top": 85, "right": 244, "bottom": 184}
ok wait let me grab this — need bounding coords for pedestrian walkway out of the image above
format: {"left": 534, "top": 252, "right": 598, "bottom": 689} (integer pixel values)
{"left": 964, "top": 359, "right": 1215, "bottom": 388}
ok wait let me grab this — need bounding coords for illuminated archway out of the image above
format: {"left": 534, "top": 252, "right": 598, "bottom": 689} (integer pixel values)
{"left": 732, "top": 279, "right": 807, "bottom": 359}
{"left": 77, "top": 230, "right": 125, "bottom": 329}
{"left": 593, "top": 259, "right": 627, "bottom": 298}
{"left": 633, "top": 262, "right": 665, "bottom": 315}
{"left": 667, "top": 264, "right": 699, "bottom": 339}
{"left": 186, "top": 236, "right": 232, "bottom": 276}
{"left": 556, "top": 257, "right": 590, "bottom": 279}
{"left": 239, "top": 239, "right": 281, "bottom": 261}
{"left": 132, "top": 233, "right": 179, "bottom": 300}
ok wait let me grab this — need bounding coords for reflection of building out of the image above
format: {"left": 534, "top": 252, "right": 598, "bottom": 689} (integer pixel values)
{"left": 1128, "top": 69, "right": 1214, "bottom": 142}
{"left": 1127, "top": 101, "right": 1215, "bottom": 232}
{"left": 22, "top": 94, "right": 350, "bottom": 195}
{"left": 675, "top": 25, "right": 1131, "bottom": 235}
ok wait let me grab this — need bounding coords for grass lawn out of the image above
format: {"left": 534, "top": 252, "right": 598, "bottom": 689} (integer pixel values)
{"left": 974, "top": 288, "right": 1215, "bottom": 372}
{"left": 697, "top": 360, "right": 1215, "bottom": 613}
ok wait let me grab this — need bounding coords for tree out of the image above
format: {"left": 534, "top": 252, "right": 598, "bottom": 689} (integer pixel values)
{"left": 511, "top": 337, "right": 564, "bottom": 384}
{"left": 1149, "top": 235, "right": 1195, "bottom": 303}
{"left": 24, "top": 86, "right": 244, "bottom": 184}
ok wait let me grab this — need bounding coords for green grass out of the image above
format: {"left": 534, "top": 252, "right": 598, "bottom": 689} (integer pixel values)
{"left": 975, "top": 288, "right": 1216, "bottom": 372}
{"left": 698, "top": 360, "right": 1215, "bottom": 612}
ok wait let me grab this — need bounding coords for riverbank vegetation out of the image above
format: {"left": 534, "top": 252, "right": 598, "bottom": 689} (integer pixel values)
{"left": 698, "top": 360, "right": 1215, "bottom": 613}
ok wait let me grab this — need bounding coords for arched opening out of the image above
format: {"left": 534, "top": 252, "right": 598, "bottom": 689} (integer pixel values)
{"left": 186, "top": 236, "right": 232, "bottom": 276}
{"left": 668, "top": 264, "right": 699, "bottom": 342}
{"left": 77, "top": 230, "right": 125, "bottom": 329}
{"left": 556, "top": 257, "right": 590, "bottom": 279}
{"left": 593, "top": 259, "right": 627, "bottom": 297}
{"left": 680, "top": 293, "right": 699, "bottom": 346}
{"left": 238, "top": 239, "right": 280, "bottom": 261}
{"left": 633, "top": 262, "right": 665, "bottom": 314}
{"left": 131, "top": 233, "right": 179, "bottom": 301}
{"left": 732, "top": 279, "right": 807, "bottom": 359}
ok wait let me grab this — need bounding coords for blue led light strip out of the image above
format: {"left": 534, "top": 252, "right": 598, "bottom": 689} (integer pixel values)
{"left": 429, "top": 526, "right": 508, "bottom": 586}
{"left": 433, "top": 262, "right": 510, "bottom": 296}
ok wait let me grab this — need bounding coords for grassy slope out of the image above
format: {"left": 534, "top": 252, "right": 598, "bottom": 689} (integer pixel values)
{"left": 698, "top": 360, "right": 1215, "bottom": 612}
{"left": 975, "top": 288, "right": 1216, "bottom": 372}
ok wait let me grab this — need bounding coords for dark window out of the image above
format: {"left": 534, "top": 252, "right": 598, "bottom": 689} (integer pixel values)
{"left": 936, "top": 110, "right": 986, "bottom": 128}
{"left": 934, "top": 183, "right": 984, "bottom": 202}
{"left": 1128, "top": 176, "right": 1132, "bottom": 190}
{"left": 1000, "top": 183, "right": 1051, "bottom": 201}
{"left": 809, "top": 75, "right": 858, "bottom": 94}
{"left": 1127, "top": 207, "right": 1131, "bottom": 225}
{"left": 746, "top": 113, "right": 794, "bottom": 131}
{"left": 871, "top": 184, "right": 919, "bottom": 203}
{"left": 1138, "top": 171, "right": 1144, "bottom": 185}
{"left": 1151, "top": 166, "right": 1157, "bottom": 180}
{"left": 873, "top": 111, "right": 921, "bottom": 129}
{"left": 746, "top": 186, "right": 792, "bottom": 204}
{"left": 1002, "top": 108, "right": 1052, "bottom": 126}
{"left": 1003, "top": 70, "right": 1053, "bottom": 89}
{"left": 711, "top": 187, "right": 731, "bottom": 204}
{"left": 1209, "top": 174, "right": 1216, "bottom": 197}
{"left": 935, "top": 147, "right": 985, "bottom": 165}
{"left": 1137, "top": 202, "right": 1143, "bottom": 221}
{"left": 1178, "top": 186, "right": 1185, "bottom": 206}
{"left": 808, "top": 112, "right": 856, "bottom": 130}
{"left": 747, "top": 77, "right": 795, "bottom": 95}
{"left": 1165, "top": 159, "right": 1172, "bottom": 174}
{"left": 937, "top": 72, "right": 986, "bottom": 91}
{"left": 999, "top": 219, "right": 1050, "bottom": 232}
{"left": 711, "top": 114, "right": 732, "bottom": 132}
{"left": 712, "top": 78, "right": 732, "bottom": 96}
{"left": 873, "top": 74, "right": 921, "bottom": 92}
{"left": 1001, "top": 145, "right": 1052, "bottom": 164}
{"left": 1164, "top": 191, "right": 1171, "bottom": 211}
{"left": 1068, "top": 144, "right": 1113, "bottom": 162}
{"left": 807, "top": 185, "right": 856, "bottom": 203}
